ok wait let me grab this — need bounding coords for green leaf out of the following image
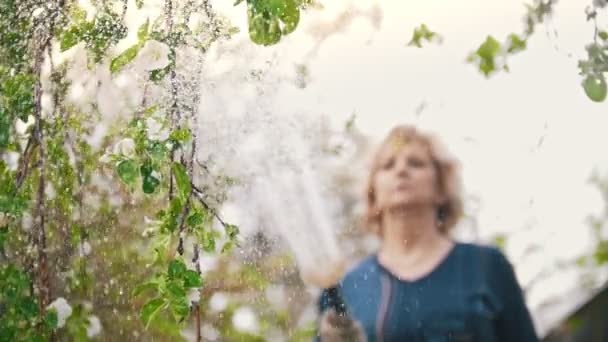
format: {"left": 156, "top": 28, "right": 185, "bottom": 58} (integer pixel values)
{"left": 0, "top": 226, "right": 7, "bottom": 252}
{"left": 225, "top": 224, "right": 239, "bottom": 240}
{"left": 18, "top": 297, "right": 39, "bottom": 319}
{"left": 70, "top": 5, "right": 88, "bottom": 23}
{"left": 140, "top": 160, "right": 153, "bottom": 177}
{"left": 202, "top": 232, "right": 216, "bottom": 252}
{"left": 110, "top": 43, "right": 142, "bottom": 73}
{"left": 474, "top": 36, "right": 501, "bottom": 76}
{"left": 147, "top": 140, "right": 167, "bottom": 160}
{"left": 407, "top": 24, "right": 441, "bottom": 48}
{"left": 150, "top": 65, "right": 171, "bottom": 82}
{"left": 136, "top": 0, "right": 145, "bottom": 9}
{"left": 279, "top": 0, "right": 300, "bottom": 34}
{"left": 140, "top": 298, "right": 165, "bottom": 329}
{"left": 506, "top": 34, "right": 526, "bottom": 53}
{"left": 186, "top": 210, "right": 207, "bottom": 227}
{"left": 0, "top": 121, "right": 8, "bottom": 149}
{"left": 599, "top": 31, "right": 608, "bottom": 41}
{"left": 45, "top": 310, "right": 58, "bottom": 329}
{"left": 132, "top": 281, "right": 159, "bottom": 297}
{"left": 142, "top": 175, "right": 160, "bottom": 194}
{"left": 138, "top": 19, "right": 150, "bottom": 41}
{"left": 583, "top": 75, "right": 607, "bottom": 102}
{"left": 169, "top": 299, "right": 189, "bottom": 322}
{"left": 166, "top": 281, "right": 186, "bottom": 298}
{"left": 234, "top": 0, "right": 245, "bottom": 5}
{"left": 168, "top": 128, "right": 192, "bottom": 145}
{"left": 60, "top": 26, "right": 82, "bottom": 51}
{"left": 477, "top": 35, "right": 501, "bottom": 60}
{"left": 249, "top": 12, "right": 282, "bottom": 46}
{"left": 172, "top": 163, "right": 191, "bottom": 201}
{"left": 221, "top": 241, "right": 235, "bottom": 253}
{"left": 140, "top": 161, "right": 160, "bottom": 194}
{"left": 117, "top": 159, "right": 139, "bottom": 185}
{"left": 168, "top": 259, "right": 187, "bottom": 279}
{"left": 183, "top": 270, "right": 202, "bottom": 288}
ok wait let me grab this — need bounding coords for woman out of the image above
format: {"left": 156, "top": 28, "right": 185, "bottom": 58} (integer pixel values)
{"left": 317, "top": 125, "right": 538, "bottom": 342}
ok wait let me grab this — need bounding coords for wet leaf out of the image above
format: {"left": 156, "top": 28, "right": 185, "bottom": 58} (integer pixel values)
{"left": 140, "top": 298, "right": 165, "bottom": 329}
{"left": 45, "top": 310, "right": 58, "bottom": 329}
{"left": 60, "top": 27, "right": 82, "bottom": 51}
{"left": 201, "top": 231, "right": 216, "bottom": 252}
{"left": 225, "top": 224, "right": 239, "bottom": 240}
{"left": 138, "top": 19, "right": 150, "bottom": 41}
{"left": 172, "top": 163, "right": 191, "bottom": 201}
{"left": 117, "top": 160, "right": 138, "bottom": 185}
{"left": 583, "top": 75, "right": 607, "bottom": 102}
{"left": 279, "top": 0, "right": 300, "bottom": 34}
{"left": 132, "top": 281, "right": 159, "bottom": 297}
{"left": 169, "top": 299, "right": 189, "bottom": 321}
{"left": 183, "top": 270, "right": 202, "bottom": 288}
{"left": 168, "top": 259, "right": 187, "bottom": 279}
{"left": 110, "top": 43, "right": 141, "bottom": 73}
{"left": 142, "top": 175, "right": 160, "bottom": 194}
{"left": 166, "top": 281, "right": 186, "bottom": 298}
{"left": 506, "top": 34, "right": 526, "bottom": 53}
{"left": 168, "top": 128, "right": 191, "bottom": 145}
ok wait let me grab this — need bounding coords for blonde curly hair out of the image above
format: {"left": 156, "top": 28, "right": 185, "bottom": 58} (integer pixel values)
{"left": 363, "top": 125, "right": 464, "bottom": 235}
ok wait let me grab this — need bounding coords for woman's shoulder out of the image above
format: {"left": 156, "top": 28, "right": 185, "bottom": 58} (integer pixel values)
{"left": 339, "top": 254, "right": 382, "bottom": 285}
{"left": 454, "top": 241, "right": 517, "bottom": 284}
{"left": 454, "top": 241, "right": 508, "bottom": 262}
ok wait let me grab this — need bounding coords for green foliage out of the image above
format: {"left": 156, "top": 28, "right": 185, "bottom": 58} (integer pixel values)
{"left": 244, "top": 0, "right": 301, "bottom": 46}
{"left": 468, "top": 36, "right": 503, "bottom": 76}
{"left": 135, "top": 259, "right": 202, "bottom": 329}
{"left": 110, "top": 21, "right": 150, "bottom": 73}
{"left": 117, "top": 159, "right": 139, "bottom": 185}
{"left": 0, "top": 0, "right": 313, "bottom": 340}
{"left": 583, "top": 75, "right": 607, "bottom": 102}
{"left": 579, "top": 38, "right": 608, "bottom": 102}
{"left": 59, "top": 6, "right": 128, "bottom": 61}
{"left": 0, "top": 0, "right": 33, "bottom": 70}
{"left": 172, "top": 162, "right": 191, "bottom": 202}
{"left": 0, "top": 265, "right": 55, "bottom": 341}
{"left": 0, "top": 161, "right": 30, "bottom": 217}
{"left": 65, "top": 304, "right": 93, "bottom": 342}
{"left": 141, "top": 160, "right": 161, "bottom": 194}
{"left": 407, "top": 24, "right": 442, "bottom": 48}
{"left": 0, "top": 72, "right": 35, "bottom": 149}
{"left": 506, "top": 33, "right": 527, "bottom": 53}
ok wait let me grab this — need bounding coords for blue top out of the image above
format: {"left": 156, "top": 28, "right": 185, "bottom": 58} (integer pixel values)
{"left": 318, "top": 242, "right": 538, "bottom": 342}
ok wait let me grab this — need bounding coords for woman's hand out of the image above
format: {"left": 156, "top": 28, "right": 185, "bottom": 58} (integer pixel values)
{"left": 319, "top": 309, "right": 366, "bottom": 342}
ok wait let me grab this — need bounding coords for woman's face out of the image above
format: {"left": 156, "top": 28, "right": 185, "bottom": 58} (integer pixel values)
{"left": 373, "top": 140, "right": 442, "bottom": 213}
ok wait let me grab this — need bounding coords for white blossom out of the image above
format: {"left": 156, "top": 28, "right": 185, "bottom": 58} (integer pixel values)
{"left": 47, "top": 297, "right": 72, "bottom": 328}
{"left": 145, "top": 117, "right": 169, "bottom": 141}
{"left": 86, "top": 315, "right": 102, "bottom": 338}
{"left": 208, "top": 292, "right": 228, "bottom": 312}
{"left": 232, "top": 306, "right": 259, "bottom": 334}
{"left": 113, "top": 138, "right": 136, "bottom": 157}
{"left": 187, "top": 288, "right": 201, "bottom": 304}
{"left": 79, "top": 241, "right": 92, "bottom": 257}
{"left": 134, "top": 40, "right": 171, "bottom": 71}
